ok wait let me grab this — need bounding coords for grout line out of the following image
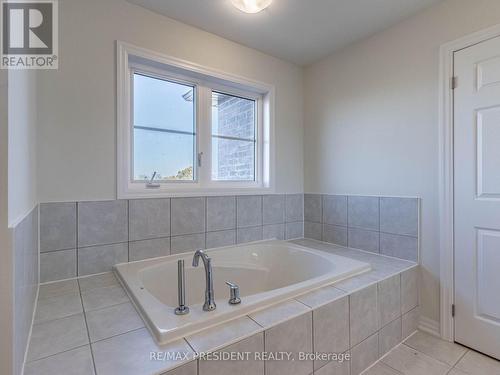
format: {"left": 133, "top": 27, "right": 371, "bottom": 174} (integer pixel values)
{"left": 263, "top": 328, "right": 266, "bottom": 375}
{"left": 76, "top": 203, "right": 79, "bottom": 277}
{"left": 321, "top": 195, "right": 325, "bottom": 241}
{"left": 235, "top": 196, "right": 239, "bottom": 228}
{"left": 451, "top": 349, "right": 469, "bottom": 369}
{"left": 31, "top": 304, "right": 114, "bottom": 327}
{"left": 367, "top": 332, "right": 419, "bottom": 374}
{"left": 184, "top": 337, "right": 197, "bottom": 354}
{"left": 378, "top": 197, "right": 381, "bottom": 254}
{"left": 204, "top": 196, "right": 207, "bottom": 249}
{"left": 169, "top": 197, "right": 172, "bottom": 255}
{"left": 347, "top": 295, "right": 352, "bottom": 353}
{"left": 127, "top": 199, "right": 130, "bottom": 262}
{"left": 377, "top": 327, "right": 380, "bottom": 366}
{"left": 309, "top": 309, "right": 317, "bottom": 372}
{"left": 284, "top": 194, "right": 287, "bottom": 224}
{"left": 400, "top": 341, "right": 457, "bottom": 368}
{"left": 204, "top": 197, "right": 209, "bottom": 247}
{"left": 77, "top": 285, "right": 98, "bottom": 375}
{"left": 76, "top": 240, "right": 130, "bottom": 250}
{"left": 82, "top": 299, "right": 132, "bottom": 315}
{"left": 362, "top": 360, "right": 404, "bottom": 375}
{"left": 346, "top": 195, "right": 350, "bottom": 229}
{"left": 181, "top": 337, "right": 201, "bottom": 373}
{"left": 89, "top": 325, "right": 146, "bottom": 345}
{"left": 39, "top": 245, "right": 78, "bottom": 254}
{"left": 246, "top": 314, "right": 264, "bottom": 329}
{"left": 128, "top": 235, "right": 171, "bottom": 244}
{"left": 25, "top": 343, "right": 92, "bottom": 364}
{"left": 379, "top": 230, "right": 418, "bottom": 239}
{"left": 22, "top": 215, "right": 40, "bottom": 374}
{"left": 202, "top": 196, "right": 206, "bottom": 248}
{"left": 260, "top": 195, "right": 264, "bottom": 226}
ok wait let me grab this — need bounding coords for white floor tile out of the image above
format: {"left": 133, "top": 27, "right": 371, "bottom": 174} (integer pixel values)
{"left": 78, "top": 272, "right": 119, "bottom": 291}
{"left": 38, "top": 279, "right": 80, "bottom": 299}
{"left": 81, "top": 284, "right": 128, "bottom": 311}
{"left": 35, "top": 293, "right": 83, "bottom": 323}
{"left": 381, "top": 344, "right": 450, "bottom": 375}
{"left": 404, "top": 331, "right": 467, "bottom": 366}
{"left": 454, "top": 350, "right": 500, "bottom": 375}
{"left": 92, "top": 328, "right": 194, "bottom": 375}
{"left": 86, "top": 301, "right": 144, "bottom": 342}
{"left": 24, "top": 345, "right": 95, "bottom": 375}
{"left": 362, "top": 362, "right": 402, "bottom": 374}
{"left": 27, "top": 313, "right": 89, "bottom": 361}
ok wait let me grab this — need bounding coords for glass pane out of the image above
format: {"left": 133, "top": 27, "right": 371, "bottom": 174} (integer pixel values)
{"left": 133, "top": 128, "right": 194, "bottom": 181}
{"left": 212, "top": 137, "right": 255, "bottom": 181}
{"left": 134, "top": 73, "right": 195, "bottom": 133}
{"left": 212, "top": 92, "right": 255, "bottom": 140}
{"left": 132, "top": 73, "right": 195, "bottom": 182}
{"left": 211, "top": 91, "right": 256, "bottom": 181}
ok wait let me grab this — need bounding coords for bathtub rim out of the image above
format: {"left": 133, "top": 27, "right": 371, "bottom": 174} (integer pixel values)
{"left": 114, "top": 239, "right": 371, "bottom": 345}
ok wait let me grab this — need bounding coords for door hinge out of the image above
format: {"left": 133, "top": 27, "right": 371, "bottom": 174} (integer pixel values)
{"left": 451, "top": 76, "right": 458, "bottom": 90}
{"left": 452, "top": 304, "right": 455, "bottom": 317}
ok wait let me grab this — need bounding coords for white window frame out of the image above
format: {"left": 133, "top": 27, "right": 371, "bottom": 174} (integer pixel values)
{"left": 117, "top": 41, "right": 275, "bottom": 198}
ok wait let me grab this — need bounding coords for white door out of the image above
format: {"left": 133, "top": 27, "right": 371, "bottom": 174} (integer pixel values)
{"left": 454, "top": 35, "right": 500, "bottom": 360}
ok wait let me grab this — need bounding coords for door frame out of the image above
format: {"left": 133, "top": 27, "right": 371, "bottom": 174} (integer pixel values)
{"left": 439, "top": 23, "right": 500, "bottom": 342}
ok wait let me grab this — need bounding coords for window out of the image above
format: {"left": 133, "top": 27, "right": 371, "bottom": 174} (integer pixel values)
{"left": 117, "top": 42, "right": 274, "bottom": 198}
{"left": 211, "top": 92, "right": 256, "bottom": 181}
{"left": 133, "top": 73, "right": 196, "bottom": 182}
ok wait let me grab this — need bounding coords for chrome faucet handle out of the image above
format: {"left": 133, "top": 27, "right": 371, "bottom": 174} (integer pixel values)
{"left": 225, "top": 281, "right": 241, "bottom": 305}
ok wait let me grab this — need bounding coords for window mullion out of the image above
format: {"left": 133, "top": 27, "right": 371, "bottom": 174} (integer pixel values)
{"left": 197, "top": 85, "right": 212, "bottom": 187}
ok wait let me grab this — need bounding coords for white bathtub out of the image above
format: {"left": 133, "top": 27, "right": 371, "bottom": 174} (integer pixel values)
{"left": 114, "top": 240, "right": 370, "bottom": 344}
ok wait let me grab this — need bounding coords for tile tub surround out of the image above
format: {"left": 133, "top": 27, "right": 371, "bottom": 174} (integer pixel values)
{"left": 26, "top": 240, "right": 418, "bottom": 375}
{"left": 39, "top": 194, "right": 304, "bottom": 282}
{"left": 304, "top": 195, "right": 419, "bottom": 262}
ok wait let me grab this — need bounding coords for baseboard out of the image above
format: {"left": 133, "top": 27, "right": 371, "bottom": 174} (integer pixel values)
{"left": 418, "top": 316, "right": 440, "bottom": 337}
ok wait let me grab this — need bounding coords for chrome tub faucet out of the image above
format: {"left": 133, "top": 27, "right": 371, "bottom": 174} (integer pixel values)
{"left": 192, "top": 249, "right": 216, "bottom": 311}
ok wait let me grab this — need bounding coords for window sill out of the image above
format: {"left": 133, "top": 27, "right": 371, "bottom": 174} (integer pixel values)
{"left": 118, "top": 184, "right": 275, "bottom": 199}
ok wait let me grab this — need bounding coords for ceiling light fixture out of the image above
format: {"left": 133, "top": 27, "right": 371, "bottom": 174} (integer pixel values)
{"left": 231, "top": 0, "right": 272, "bottom": 14}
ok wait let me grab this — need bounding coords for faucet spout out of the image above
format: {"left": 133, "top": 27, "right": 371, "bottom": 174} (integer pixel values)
{"left": 192, "top": 250, "right": 216, "bottom": 311}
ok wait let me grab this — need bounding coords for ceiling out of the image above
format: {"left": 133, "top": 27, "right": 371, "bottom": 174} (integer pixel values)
{"left": 128, "top": 0, "right": 443, "bottom": 66}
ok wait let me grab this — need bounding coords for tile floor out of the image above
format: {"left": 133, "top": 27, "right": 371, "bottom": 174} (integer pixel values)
{"left": 364, "top": 330, "right": 500, "bottom": 375}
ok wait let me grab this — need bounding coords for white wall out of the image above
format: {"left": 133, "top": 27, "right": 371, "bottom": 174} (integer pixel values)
{"left": 304, "top": 0, "right": 500, "bottom": 325}
{"left": 8, "top": 70, "right": 38, "bottom": 226}
{"left": 36, "top": 0, "right": 304, "bottom": 202}
{"left": 0, "top": 69, "right": 14, "bottom": 375}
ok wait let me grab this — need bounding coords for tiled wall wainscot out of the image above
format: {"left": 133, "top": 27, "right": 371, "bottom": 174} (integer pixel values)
{"left": 39, "top": 194, "right": 304, "bottom": 282}
{"left": 13, "top": 206, "right": 39, "bottom": 375}
{"left": 304, "top": 195, "right": 419, "bottom": 262}
{"left": 25, "top": 240, "right": 418, "bottom": 375}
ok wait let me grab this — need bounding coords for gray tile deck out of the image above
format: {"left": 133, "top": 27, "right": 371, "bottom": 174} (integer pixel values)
{"left": 26, "top": 239, "right": 427, "bottom": 375}
{"left": 26, "top": 238, "right": 496, "bottom": 375}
